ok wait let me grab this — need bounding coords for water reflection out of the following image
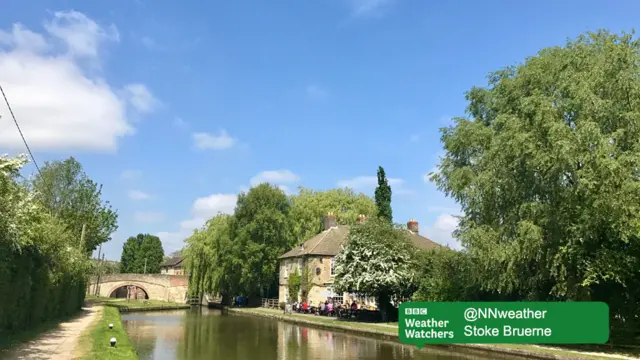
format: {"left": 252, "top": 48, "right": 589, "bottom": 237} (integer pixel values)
{"left": 123, "top": 308, "right": 530, "bottom": 360}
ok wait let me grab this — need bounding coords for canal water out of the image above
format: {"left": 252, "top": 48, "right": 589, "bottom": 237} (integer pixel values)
{"left": 122, "top": 308, "right": 530, "bottom": 360}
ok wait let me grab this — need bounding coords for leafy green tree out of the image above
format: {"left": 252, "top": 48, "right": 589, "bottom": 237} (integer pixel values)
{"left": 119, "top": 234, "right": 164, "bottom": 273}
{"left": 290, "top": 187, "right": 377, "bottom": 242}
{"left": 30, "top": 157, "right": 118, "bottom": 253}
{"left": 287, "top": 267, "right": 301, "bottom": 303}
{"left": 333, "top": 217, "right": 418, "bottom": 321}
{"left": 232, "top": 183, "right": 295, "bottom": 299}
{"left": 184, "top": 214, "right": 236, "bottom": 304}
{"left": 374, "top": 166, "right": 392, "bottom": 222}
{"left": 431, "top": 30, "right": 640, "bottom": 336}
{"left": 0, "top": 155, "right": 90, "bottom": 334}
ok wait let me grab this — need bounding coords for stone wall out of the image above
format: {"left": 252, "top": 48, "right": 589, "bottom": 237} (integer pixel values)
{"left": 87, "top": 273, "right": 188, "bottom": 303}
{"left": 278, "top": 256, "right": 348, "bottom": 305}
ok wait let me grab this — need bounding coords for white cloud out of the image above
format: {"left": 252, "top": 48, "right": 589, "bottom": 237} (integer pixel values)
{"left": 191, "top": 194, "right": 237, "bottom": 219}
{"left": 43, "top": 10, "right": 119, "bottom": 59}
{"left": 349, "top": 0, "right": 395, "bottom": 17}
{"left": 123, "top": 83, "right": 159, "bottom": 113}
{"left": 192, "top": 130, "right": 238, "bottom": 150}
{"left": 120, "top": 169, "right": 142, "bottom": 180}
{"left": 133, "top": 211, "right": 164, "bottom": 223}
{"left": 423, "top": 214, "right": 462, "bottom": 250}
{"left": 155, "top": 193, "right": 237, "bottom": 253}
{"left": 250, "top": 170, "right": 300, "bottom": 187}
{"left": 128, "top": 189, "right": 152, "bottom": 200}
{"left": 0, "top": 11, "right": 156, "bottom": 152}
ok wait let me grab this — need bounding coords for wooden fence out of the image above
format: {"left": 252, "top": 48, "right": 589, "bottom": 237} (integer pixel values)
{"left": 262, "top": 298, "right": 279, "bottom": 309}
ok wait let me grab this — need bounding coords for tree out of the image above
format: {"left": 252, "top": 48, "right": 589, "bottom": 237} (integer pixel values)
{"left": 231, "top": 183, "right": 295, "bottom": 299}
{"left": 290, "top": 187, "right": 377, "bottom": 243}
{"left": 287, "top": 268, "right": 301, "bottom": 303}
{"left": 184, "top": 214, "right": 236, "bottom": 304}
{"left": 430, "top": 30, "right": 640, "bottom": 337}
{"left": 333, "top": 217, "right": 418, "bottom": 321}
{"left": 374, "top": 166, "right": 392, "bottom": 222}
{"left": 30, "top": 157, "right": 118, "bottom": 253}
{"left": 119, "top": 234, "right": 164, "bottom": 273}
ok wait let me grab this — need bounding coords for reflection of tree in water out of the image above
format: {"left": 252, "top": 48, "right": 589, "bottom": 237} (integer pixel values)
{"left": 177, "top": 310, "right": 280, "bottom": 360}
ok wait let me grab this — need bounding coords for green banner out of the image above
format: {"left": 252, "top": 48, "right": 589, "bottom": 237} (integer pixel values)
{"left": 399, "top": 302, "right": 609, "bottom": 346}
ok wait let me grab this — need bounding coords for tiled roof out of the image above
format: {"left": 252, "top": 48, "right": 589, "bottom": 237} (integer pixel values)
{"left": 279, "top": 225, "right": 441, "bottom": 259}
{"left": 161, "top": 256, "right": 184, "bottom": 267}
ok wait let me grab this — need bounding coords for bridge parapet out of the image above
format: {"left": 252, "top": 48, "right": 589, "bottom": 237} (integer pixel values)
{"left": 88, "top": 273, "right": 188, "bottom": 303}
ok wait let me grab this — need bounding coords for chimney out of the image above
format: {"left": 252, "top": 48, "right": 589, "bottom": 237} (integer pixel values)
{"left": 324, "top": 212, "right": 337, "bottom": 230}
{"left": 407, "top": 218, "right": 419, "bottom": 234}
{"left": 357, "top": 214, "right": 366, "bottom": 224}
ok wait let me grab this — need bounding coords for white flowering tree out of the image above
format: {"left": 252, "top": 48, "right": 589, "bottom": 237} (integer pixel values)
{"left": 333, "top": 217, "right": 419, "bottom": 321}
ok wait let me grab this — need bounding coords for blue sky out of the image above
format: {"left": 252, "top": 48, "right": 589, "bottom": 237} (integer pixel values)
{"left": 0, "top": 0, "right": 638, "bottom": 260}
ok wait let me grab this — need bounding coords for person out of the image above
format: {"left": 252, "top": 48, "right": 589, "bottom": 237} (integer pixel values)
{"left": 319, "top": 301, "right": 326, "bottom": 315}
{"left": 351, "top": 300, "right": 358, "bottom": 310}
{"left": 302, "top": 300, "right": 308, "bottom": 313}
{"left": 327, "top": 301, "right": 334, "bottom": 316}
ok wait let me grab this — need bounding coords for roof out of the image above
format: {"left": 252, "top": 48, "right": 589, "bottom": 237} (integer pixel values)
{"left": 279, "top": 225, "right": 441, "bottom": 259}
{"left": 161, "top": 256, "right": 184, "bottom": 267}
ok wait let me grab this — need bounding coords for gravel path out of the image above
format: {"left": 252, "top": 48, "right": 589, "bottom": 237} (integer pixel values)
{"left": 0, "top": 306, "right": 101, "bottom": 360}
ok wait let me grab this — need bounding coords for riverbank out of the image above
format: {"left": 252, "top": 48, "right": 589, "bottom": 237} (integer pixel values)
{"left": 86, "top": 296, "right": 191, "bottom": 312}
{"left": 229, "top": 307, "right": 639, "bottom": 360}
{"left": 75, "top": 305, "right": 138, "bottom": 360}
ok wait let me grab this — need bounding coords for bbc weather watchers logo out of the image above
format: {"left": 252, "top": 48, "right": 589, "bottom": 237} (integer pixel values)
{"left": 405, "top": 307, "right": 428, "bottom": 316}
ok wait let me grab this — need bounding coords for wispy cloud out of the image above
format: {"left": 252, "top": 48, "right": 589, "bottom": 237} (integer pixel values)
{"left": 128, "top": 189, "right": 152, "bottom": 200}
{"left": 192, "top": 130, "right": 239, "bottom": 150}
{"left": 349, "top": 0, "right": 395, "bottom": 17}
{"left": 120, "top": 170, "right": 142, "bottom": 180}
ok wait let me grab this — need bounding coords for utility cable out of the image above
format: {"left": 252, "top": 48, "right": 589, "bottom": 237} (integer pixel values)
{"left": 0, "top": 83, "right": 42, "bottom": 176}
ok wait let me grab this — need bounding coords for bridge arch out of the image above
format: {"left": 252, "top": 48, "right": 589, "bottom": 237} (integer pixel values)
{"left": 88, "top": 274, "right": 188, "bottom": 303}
{"left": 108, "top": 283, "right": 150, "bottom": 299}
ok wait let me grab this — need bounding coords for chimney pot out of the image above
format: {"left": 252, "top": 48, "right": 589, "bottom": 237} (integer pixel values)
{"left": 324, "top": 212, "right": 338, "bottom": 230}
{"left": 407, "top": 218, "right": 419, "bottom": 234}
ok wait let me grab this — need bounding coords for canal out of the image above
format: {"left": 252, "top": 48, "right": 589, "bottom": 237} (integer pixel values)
{"left": 122, "top": 308, "right": 531, "bottom": 360}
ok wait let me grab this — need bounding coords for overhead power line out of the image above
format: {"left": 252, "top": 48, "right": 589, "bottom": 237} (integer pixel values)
{"left": 0, "top": 83, "right": 42, "bottom": 176}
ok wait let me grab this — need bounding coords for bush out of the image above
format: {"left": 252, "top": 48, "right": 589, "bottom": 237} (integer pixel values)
{"left": 279, "top": 302, "right": 286, "bottom": 310}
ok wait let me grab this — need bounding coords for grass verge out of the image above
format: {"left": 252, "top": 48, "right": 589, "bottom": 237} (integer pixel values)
{"left": 87, "top": 295, "right": 190, "bottom": 310}
{"left": 231, "top": 307, "right": 638, "bottom": 360}
{"left": 75, "top": 306, "right": 138, "bottom": 360}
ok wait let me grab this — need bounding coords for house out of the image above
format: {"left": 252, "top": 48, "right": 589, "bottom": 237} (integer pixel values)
{"left": 160, "top": 256, "right": 185, "bottom": 275}
{"left": 278, "top": 213, "right": 441, "bottom": 306}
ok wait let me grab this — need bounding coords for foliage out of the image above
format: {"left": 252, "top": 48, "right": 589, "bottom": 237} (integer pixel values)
{"left": 333, "top": 217, "right": 418, "bottom": 320}
{"left": 374, "top": 166, "right": 392, "bottom": 222}
{"left": 413, "top": 249, "right": 498, "bottom": 302}
{"left": 30, "top": 157, "right": 118, "bottom": 253}
{"left": 0, "top": 154, "right": 92, "bottom": 337}
{"left": 287, "top": 267, "right": 301, "bottom": 302}
{"left": 119, "top": 234, "right": 164, "bottom": 274}
{"left": 299, "top": 261, "right": 314, "bottom": 302}
{"left": 184, "top": 214, "right": 236, "bottom": 301}
{"left": 81, "top": 306, "right": 138, "bottom": 360}
{"left": 289, "top": 187, "right": 377, "bottom": 242}
{"left": 231, "top": 183, "right": 296, "bottom": 297}
{"left": 89, "top": 260, "right": 120, "bottom": 276}
{"left": 429, "top": 30, "right": 640, "bottom": 338}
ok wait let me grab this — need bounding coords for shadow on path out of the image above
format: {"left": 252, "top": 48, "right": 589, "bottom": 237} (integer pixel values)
{"left": 0, "top": 305, "right": 100, "bottom": 360}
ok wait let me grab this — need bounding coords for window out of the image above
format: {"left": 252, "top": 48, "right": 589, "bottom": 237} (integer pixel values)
{"left": 284, "top": 262, "right": 289, "bottom": 278}
{"left": 330, "top": 258, "right": 336, "bottom": 276}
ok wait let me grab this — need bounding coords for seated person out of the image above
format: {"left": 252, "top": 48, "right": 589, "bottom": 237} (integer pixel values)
{"left": 326, "top": 301, "right": 334, "bottom": 315}
{"left": 351, "top": 300, "right": 358, "bottom": 310}
{"left": 319, "top": 301, "right": 326, "bottom": 315}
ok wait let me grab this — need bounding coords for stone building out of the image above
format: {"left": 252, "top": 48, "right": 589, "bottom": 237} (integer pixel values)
{"left": 278, "top": 213, "right": 440, "bottom": 306}
{"left": 160, "top": 256, "right": 185, "bottom": 275}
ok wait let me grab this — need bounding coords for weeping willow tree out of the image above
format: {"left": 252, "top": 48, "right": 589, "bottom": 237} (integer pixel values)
{"left": 184, "top": 214, "right": 236, "bottom": 304}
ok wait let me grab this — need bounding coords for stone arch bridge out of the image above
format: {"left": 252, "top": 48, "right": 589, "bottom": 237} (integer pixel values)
{"left": 87, "top": 274, "right": 189, "bottom": 303}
